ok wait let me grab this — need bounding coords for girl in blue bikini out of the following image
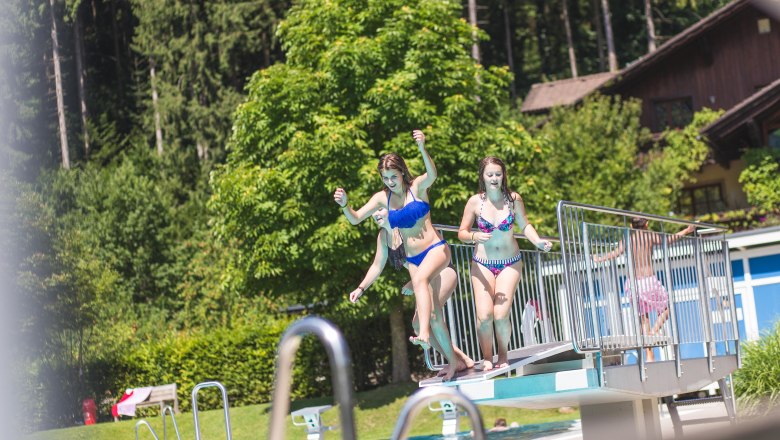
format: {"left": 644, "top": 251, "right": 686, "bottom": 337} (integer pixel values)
{"left": 457, "top": 157, "right": 552, "bottom": 371}
{"left": 334, "top": 130, "right": 451, "bottom": 360}
{"left": 345, "top": 209, "right": 475, "bottom": 380}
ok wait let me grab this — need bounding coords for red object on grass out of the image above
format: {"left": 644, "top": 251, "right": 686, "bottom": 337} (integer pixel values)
{"left": 111, "top": 390, "right": 134, "bottom": 419}
{"left": 82, "top": 398, "right": 97, "bottom": 425}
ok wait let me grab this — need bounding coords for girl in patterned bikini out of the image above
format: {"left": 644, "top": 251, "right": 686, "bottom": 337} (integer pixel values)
{"left": 457, "top": 157, "right": 552, "bottom": 371}
{"left": 346, "top": 209, "right": 475, "bottom": 378}
{"left": 334, "top": 130, "right": 460, "bottom": 380}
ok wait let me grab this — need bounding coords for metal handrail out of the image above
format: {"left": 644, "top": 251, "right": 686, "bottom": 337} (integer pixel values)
{"left": 161, "top": 405, "right": 181, "bottom": 440}
{"left": 192, "top": 381, "right": 232, "bottom": 440}
{"left": 556, "top": 201, "right": 739, "bottom": 363}
{"left": 135, "top": 420, "right": 160, "bottom": 440}
{"left": 554, "top": 201, "right": 726, "bottom": 232}
{"left": 391, "top": 386, "right": 486, "bottom": 440}
{"left": 268, "top": 316, "right": 356, "bottom": 440}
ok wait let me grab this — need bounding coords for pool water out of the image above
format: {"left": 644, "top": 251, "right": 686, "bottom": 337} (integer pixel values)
{"left": 408, "top": 419, "right": 578, "bottom": 439}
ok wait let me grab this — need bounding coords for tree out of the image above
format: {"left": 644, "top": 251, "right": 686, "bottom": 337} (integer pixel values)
{"left": 739, "top": 148, "right": 780, "bottom": 211}
{"left": 562, "top": 0, "right": 578, "bottom": 77}
{"left": 645, "top": 0, "right": 657, "bottom": 52}
{"left": 49, "top": 0, "right": 70, "bottom": 168}
{"left": 601, "top": 0, "right": 618, "bottom": 72}
{"left": 211, "top": 0, "right": 539, "bottom": 382}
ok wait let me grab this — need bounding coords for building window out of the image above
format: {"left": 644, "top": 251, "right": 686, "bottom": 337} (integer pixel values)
{"left": 678, "top": 184, "right": 726, "bottom": 216}
{"left": 653, "top": 97, "right": 693, "bottom": 131}
{"left": 768, "top": 128, "right": 780, "bottom": 151}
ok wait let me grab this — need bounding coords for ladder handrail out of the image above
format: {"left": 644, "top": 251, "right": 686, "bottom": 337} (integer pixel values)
{"left": 192, "top": 381, "right": 232, "bottom": 440}
{"left": 269, "top": 316, "right": 357, "bottom": 440}
{"left": 391, "top": 386, "right": 486, "bottom": 440}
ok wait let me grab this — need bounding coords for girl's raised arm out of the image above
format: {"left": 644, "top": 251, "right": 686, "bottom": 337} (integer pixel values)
{"left": 335, "top": 189, "right": 385, "bottom": 225}
{"left": 349, "top": 229, "right": 390, "bottom": 303}
{"left": 412, "top": 130, "right": 437, "bottom": 192}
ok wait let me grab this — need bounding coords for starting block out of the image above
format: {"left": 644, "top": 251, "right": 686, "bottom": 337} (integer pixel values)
{"left": 291, "top": 405, "right": 335, "bottom": 440}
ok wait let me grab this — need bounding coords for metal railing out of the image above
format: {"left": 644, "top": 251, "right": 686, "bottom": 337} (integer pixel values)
{"left": 192, "top": 381, "right": 232, "bottom": 440}
{"left": 428, "top": 225, "right": 567, "bottom": 368}
{"left": 268, "top": 316, "right": 357, "bottom": 440}
{"left": 556, "top": 201, "right": 740, "bottom": 378}
{"left": 390, "top": 386, "right": 486, "bottom": 440}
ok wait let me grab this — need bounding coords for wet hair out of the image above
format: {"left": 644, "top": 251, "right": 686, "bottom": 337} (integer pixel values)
{"left": 494, "top": 418, "right": 507, "bottom": 427}
{"left": 478, "top": 156, "right": 513, "bottom": 206}
{"left": 631, "top": 217, "right": 649, "bottom": 229}
{"left": 377, "top": 153, "right": 414, "bottom": 194}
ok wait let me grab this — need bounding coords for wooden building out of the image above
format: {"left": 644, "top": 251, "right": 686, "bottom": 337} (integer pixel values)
{"left": 522, "top": 0, "right": 780, "bottom": 217}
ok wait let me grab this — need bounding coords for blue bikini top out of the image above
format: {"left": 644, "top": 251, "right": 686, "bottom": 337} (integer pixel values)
{"left": 387, "top": 190, "right": 430, "bottom": 229}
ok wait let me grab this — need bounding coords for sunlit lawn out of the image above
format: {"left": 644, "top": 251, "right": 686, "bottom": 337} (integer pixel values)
{"left": 27, "top": 382, "right": 579, "bottom": 440}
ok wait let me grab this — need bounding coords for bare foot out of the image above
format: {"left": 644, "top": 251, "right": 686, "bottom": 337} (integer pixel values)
{"left": 442, "top": 365, "right": 457, "bottom": 382}
{"left": 496, "top": 362, "right": 509, "bottom": 369}
{"left": 436, "top": 365, "right": 450, "bottom": 377}
{"left": 482, "top": 360, "right": 493, "bottom": 371}
{"left": 409, "top": 335, "right": 431, "bottom": 350}
{"left": 460, "top": 353, "right": 475, "bottom": 370}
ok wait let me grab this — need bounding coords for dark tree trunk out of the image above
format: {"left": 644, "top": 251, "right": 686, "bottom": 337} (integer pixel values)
{"left": 562, "top": 0, "right": 578, "bottom": 78}
{"left": 502, "top": 0, "right": 516, "bottom": 102}
{"left": 390, "top": 303, "right": 410, "bottom": 383}
{"left": 592, "top": 0, "right": 606, "bottom": 71}
{"left": 645, "top": 0, "right": 657, "bottom": 52}
{"left": 601, "top": 0, "right": 618, "bottom": 72}
{"left": 74, "top": 5, "right": 89, "bottom": 157}
{"left": 49, "top": 0, "right": 70, "bottom": 169}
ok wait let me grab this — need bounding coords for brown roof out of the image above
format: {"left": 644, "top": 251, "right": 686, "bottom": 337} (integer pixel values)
{"left": 606, "top": 0, "right": 750, "bottom": 91}
{"left": 521, "top": 0, "right": 751, "bottom": 113}
{"left": 520, "top": 72, "right": 616, "bottom": 113}
{"left": 702, "top": 76, "right": 780, "bottom": 140}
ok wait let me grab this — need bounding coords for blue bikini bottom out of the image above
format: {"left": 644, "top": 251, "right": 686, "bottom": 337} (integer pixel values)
{"left": 406, "top": 240, "right": 447, "bottom": 267}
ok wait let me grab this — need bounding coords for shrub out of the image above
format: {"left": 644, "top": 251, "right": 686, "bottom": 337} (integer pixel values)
{"left": 734, "top": 320, "right": 780, "bottom": 415}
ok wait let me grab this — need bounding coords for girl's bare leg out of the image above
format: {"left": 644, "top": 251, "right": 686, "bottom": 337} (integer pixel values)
{"left": 407, "top": 245, "right": 450, "bottom": 350}
{"left": 493, "top": 260, "right": 522, "bottom": 368}
{"left": 641, "top": 315, "right": 655, "bottom": 361}
{"left": 471, "top": 262, "right": 497, "bottom": 370}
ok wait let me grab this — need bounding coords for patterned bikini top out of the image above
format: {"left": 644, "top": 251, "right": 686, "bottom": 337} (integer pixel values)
{"left": 387, "top": 190, "right": 430, "bottom": 229}
{"left": 477, "top": 196, "right": 514, "bottom": 233}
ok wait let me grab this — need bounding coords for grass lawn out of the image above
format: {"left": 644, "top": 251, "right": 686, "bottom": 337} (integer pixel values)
{"left": 27, "top": 382, "right": 579, "bottom": 440}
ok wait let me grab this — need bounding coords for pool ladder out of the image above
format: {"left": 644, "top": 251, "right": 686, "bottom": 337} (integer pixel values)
{"left": 135, "top": 316, "right": 487, "bottom": 439}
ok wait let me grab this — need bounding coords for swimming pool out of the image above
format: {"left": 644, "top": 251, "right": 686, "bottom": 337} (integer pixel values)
{"left": 408, "top": 419, "right": 578, "bottom": 439}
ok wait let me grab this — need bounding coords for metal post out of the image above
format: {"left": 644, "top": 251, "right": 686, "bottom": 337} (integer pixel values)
{"left": 662, "top": 236, "right": 682, "bottom": 378}
{"left": 135, "top": 420, "right": 160, "bottom": 440}
{"left": 269, "top": 316, "right": 356, "bottom": 440}
{"left": 723, "top": 242, "right": 740, "bottom": 358}
{"left": 536, "top": 252, "right": 552, "bottom": 343}
{"left": 391, "top": 386, "right": 486, "bottom": 440}
{"left": 582, "top": 224, "right": 602, "bottom": 347}
{"left": 694, "top": 238, "right": 715, "bottom": 372}
{"left": 192, "top": 381, "right": 231, "bottom": 440}
{"left": 624, "top": 228, "right": 647, "bottom": 382}
{"left": 556, "top": 202, "right": 585, "bottom": 353}
{"left": 161, "top": 406, "right": 181, "bottom": 440}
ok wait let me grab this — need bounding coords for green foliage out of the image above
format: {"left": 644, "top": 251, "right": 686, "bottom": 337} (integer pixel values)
{"left": 211, "top": 0, "right": 540, "bottom": 307}
{"left": 696, "top": 207, "right": 780, "bottom": 232}
{"left": 734, "top": 320, "right": 780, "bottom": 415}
{"left": 633, "top": 108, "right": 722, "bottom": 215}
{"left": 535, "top": 94, "right": 649, "bottom": 229}
{"left": 739, "top": 148, "right": 780, "bottom": 211}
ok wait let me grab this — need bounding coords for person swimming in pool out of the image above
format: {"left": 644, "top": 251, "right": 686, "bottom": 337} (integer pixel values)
{"left": 334, "top": 130, "right": 453, "bottom": 365}
{"left": 457, "top": 156, "right": 552, "bottom": 371}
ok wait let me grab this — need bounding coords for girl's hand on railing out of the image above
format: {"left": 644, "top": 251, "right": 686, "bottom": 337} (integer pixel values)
{"left": 536, "top": 240, "right": 553, "bottom": 252}
{"left": 349, "top": 288, "right": 364, "bottom": 303}
{"left": 473, "top": 231, "right": 492, "bottom": 243}
{"left": 333, "top": 188, "right": 348, "bottom": 207}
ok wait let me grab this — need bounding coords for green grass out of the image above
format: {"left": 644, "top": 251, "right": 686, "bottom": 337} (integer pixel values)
{"left": 27, "top": 382, "right": 579, "bottom": 440}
